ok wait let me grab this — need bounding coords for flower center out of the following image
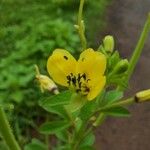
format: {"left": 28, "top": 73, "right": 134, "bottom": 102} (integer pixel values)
{"left": 66, "top": 73, "right": 90, "bottom": 96}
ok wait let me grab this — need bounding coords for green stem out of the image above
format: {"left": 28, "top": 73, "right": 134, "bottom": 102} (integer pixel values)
{"left": 0, "top": 107, "right": 21, "bottom": 150}
{"left": 118, "top": 13, "right": 150, "bottom": 90}
{"left": 127, "top": 13, "right": 150, "bottom": 80}
{"left": 93, "top": 113, "right": 106, "bottom": 127}
{"left": 71, "top": 123, "right": 86, "bottom": 150}
{"left": 97, "top": 97, "right": 135, "bottom": 112}
{"left": 77, "top": 0, "right": 87, "bottom": 50}
{"left": 64, "top": 106, "right": 75, "bottom": 127}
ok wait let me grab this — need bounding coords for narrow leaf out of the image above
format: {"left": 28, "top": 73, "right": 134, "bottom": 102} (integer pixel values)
{"left": 39, "top": 120, "right": 70, "bottom": 134}
{"left": 39, "top": 90, "right": 71, "bottom": 107}
{"left": 105, "top": 90, "right": 123, "bottom": 104}
{"left": 102, "top": 107, "right": 130, "bottom": 117}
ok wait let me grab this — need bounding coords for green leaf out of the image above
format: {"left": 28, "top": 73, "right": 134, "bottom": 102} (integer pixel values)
{"left": 65, "top": 93, "right": 86, "bottom": 113}
{"left": 24, "top": 139, "right": 47, "bottom": 150}
{"left": 39, "top": 90, "right": 72, "bottom": 107}
{"left": 105, "top": 90, "right": 123, "bottom": 104}
{"left": 39, "top": 120, "right": 70, "bottom": 134}
{"left": 40, "top": 105, "right": 69, "bottom": 119}
{"left": 102, "top": 107, "right": 130, "bottom": 117}
{"left": 80, "top": 101, "right": 96, "bottom": 121}
{"left": 10, "top": 91, "right": 23, "bottom": 103}
{"left": 80, "top": 131, "right": 95, "bottom": 147}
{"left": 55, "top": 130, "right": 68, "bottom": 142}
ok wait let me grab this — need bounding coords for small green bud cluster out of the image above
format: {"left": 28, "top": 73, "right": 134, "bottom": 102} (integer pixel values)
{"left": 106, "top": 50, "right": 129, "bottom": 87}
{"left": 98, "top": 36, "right": 129, "bottom": 87}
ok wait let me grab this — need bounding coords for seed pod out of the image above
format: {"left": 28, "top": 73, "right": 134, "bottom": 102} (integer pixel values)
{"left": 135, "top": 89, "right": 150, "bottom": 102}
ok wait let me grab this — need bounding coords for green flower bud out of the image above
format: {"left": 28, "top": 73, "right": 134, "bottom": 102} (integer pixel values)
{"left": 103, "top": 35, "right": 114, "bottom": 53}
{"left": 108, "top": 51, "right": 120, "bottom": 70}
{"left": 112, "top": 59, "right": 129, "bottom": 75}
{"left": 135, "top": 89, "right": 150, "bottom": 102}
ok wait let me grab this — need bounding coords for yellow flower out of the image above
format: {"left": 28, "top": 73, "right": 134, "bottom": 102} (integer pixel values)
{"left": 47, "top": 48, "right": 106, "bottom": 100}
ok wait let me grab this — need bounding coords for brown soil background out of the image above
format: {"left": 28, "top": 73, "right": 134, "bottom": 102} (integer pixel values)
{"left": 94, "top": 0, "right": 150, "bottom": 150}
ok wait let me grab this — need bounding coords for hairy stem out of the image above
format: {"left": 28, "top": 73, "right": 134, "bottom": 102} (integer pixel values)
{"left": 0, "top": 107, "right": 21, "bottom": 150}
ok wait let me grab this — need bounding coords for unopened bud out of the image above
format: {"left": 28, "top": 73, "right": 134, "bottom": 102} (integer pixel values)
{"left": 135, "top": 89, "right": 150, "bottom": 102}
{"left": 103, "top": 35, "right": 114, "bottom": 53}
{"left": 35, "top": 65, "right": 59, "bottom": 94}
{"left": 113, "top": 59, "right": 129, "bottom": 75}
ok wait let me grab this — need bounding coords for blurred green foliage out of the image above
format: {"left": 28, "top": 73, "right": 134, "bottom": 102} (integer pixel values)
{"left": 0, "top": 0, "right": 111, "bottom": 146}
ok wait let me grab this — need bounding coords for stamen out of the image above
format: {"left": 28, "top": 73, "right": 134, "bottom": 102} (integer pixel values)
{"left": 67, "top": 75, "right": 71, "bottom": 85}
{"left": 70, "top": 73, "right": 73, "bottom": 76}
{"left": 82, "top": 73, "right": 86, "bottom": 80}
{"left": 76, "top": 89, "right": 81, "bottom": 93}
{"left": 78, "top": 82, "right": 82, "bottom": 88}
{"left": 72, "top": 76, "right": 76, "bottom": 86}
{"left": 66, "top": 72, "right": 90, "bottom": 96}
{"left": 87, "top": 79, "right": 91, "bottom": 82}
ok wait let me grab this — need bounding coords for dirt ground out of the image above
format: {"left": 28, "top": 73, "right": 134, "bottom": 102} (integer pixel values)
{"left": 94, "top": 0, "right": 150, "bottom": 150}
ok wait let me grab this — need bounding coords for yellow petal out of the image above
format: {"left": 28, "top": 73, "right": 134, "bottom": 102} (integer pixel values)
{"left": 77, "top": 48, "right": 106, "bottom": 80}
{"left": 47, "top": 49, "right": 77, "bottom": 86}
{"left": 87, "top": 76, "right": 106, "bottom": 101}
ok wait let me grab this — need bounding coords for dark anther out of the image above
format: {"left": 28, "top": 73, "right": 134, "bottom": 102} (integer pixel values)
{"left": 87, "top": 79, "right": 91, "bottom": 82}
{"left": 84, "top": 87, "right": 90, "bottom": 93}
{"left": 66, "top": 75, "right": 71, "bottom": 85}
{"left": 72, "top": 76, "right": 76, "bottom": 86}
{"left": 64, "top": 56, "right": 68, "bottom": 60}
{"left": 78, "top": 82, "right": 82, "bottom": 88}
{"left": 76, "top": 89, "right": 81, "bottom": 93}
{"left": 67, "top": 75, "right": 71, "bottom": 80}
{"left": 82, "top": 73, "right": 86, "bottom": 80}
{"left": 77, "top": 73, "right": 81, "bottom": 83}
{"left": 77, "top": 73, "right": 86, "bottom": 82}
